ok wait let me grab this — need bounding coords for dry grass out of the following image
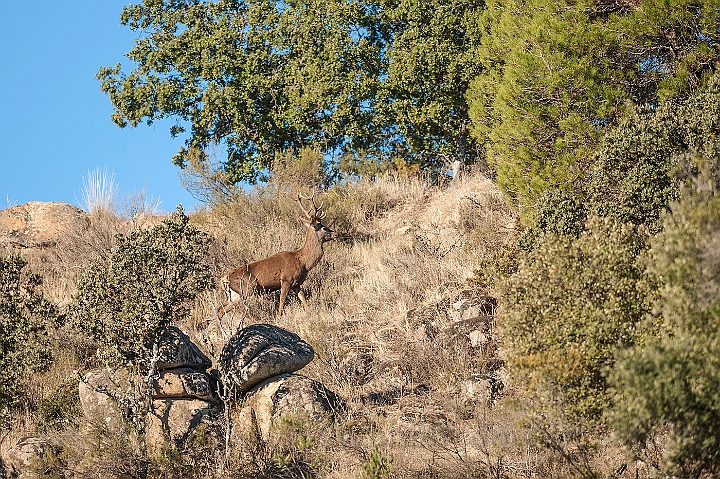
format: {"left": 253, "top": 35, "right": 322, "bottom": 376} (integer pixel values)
{"left": 2, "top": 171, "right": 654, "bottom": 478}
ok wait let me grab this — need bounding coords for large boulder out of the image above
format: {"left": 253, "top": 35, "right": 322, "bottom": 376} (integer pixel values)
{"left": 156, "top": 326, "right": 212, "bottom": 371}
{"left": 78, "top": 368, "right": 132, "bottom": 430}
{"left": 219, "top": 324, "right": 314, "bottom": 393}
{"left": 152, "top": 368, "right": 217, "bottom": 402}
{"left": 0, "top": 201, "right": 88, "bottom": 248}
{"left": 233, "top": 374, "right": 344, "bottom": 439}
{"left": 145, "top": 399, "right": 217, "bottom": 455}
{"left": 1, "top": 436, "right": 57, "bottom": 478}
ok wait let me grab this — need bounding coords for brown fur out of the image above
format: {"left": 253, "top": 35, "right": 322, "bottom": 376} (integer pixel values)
{"left": 217, "top": 194, "right": 335, "bottom": 317}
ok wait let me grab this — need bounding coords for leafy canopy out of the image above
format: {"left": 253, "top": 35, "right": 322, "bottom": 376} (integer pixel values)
{"left": 98, "top": 0, "right": 485, "bottom": 183}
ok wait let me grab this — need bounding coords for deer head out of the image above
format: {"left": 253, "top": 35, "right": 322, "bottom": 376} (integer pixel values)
{"left": 296, "top": 191, "right": 336, "bottom": 245}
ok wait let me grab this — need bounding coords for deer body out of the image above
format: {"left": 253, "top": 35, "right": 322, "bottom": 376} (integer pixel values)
{"left": 217, "top": 194, "right": 335, "bottom": 317}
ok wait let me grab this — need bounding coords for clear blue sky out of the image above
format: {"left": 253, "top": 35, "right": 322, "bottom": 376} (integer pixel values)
{"left": 0, "top": 2, "right": 198, "bottom": 213}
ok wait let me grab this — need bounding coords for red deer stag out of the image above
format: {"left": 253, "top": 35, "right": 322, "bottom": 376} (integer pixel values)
{"left": 217, "top": 193, "right": 336, "bottom": 317}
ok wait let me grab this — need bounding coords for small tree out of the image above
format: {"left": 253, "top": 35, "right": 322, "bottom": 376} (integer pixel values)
{"left": 609, "top": 157, "right": 720, "bottom": 477}
{"left": 499, "top": 217, "right": 657, "bottom": 422}
{"left": 0, "top": 254, "right": 56, "bottom": 423}
{"left": 68, "top": 207, "right": 213, "bottom": 370}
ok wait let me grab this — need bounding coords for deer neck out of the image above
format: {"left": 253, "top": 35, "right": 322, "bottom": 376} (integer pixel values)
{"left": 296, "top": 227, "right": 324, "bottom": 270}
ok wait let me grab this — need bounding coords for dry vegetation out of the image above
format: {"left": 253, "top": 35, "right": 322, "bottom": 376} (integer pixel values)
{"left": 0, "top": 171, "right": 654, "bottom": 478}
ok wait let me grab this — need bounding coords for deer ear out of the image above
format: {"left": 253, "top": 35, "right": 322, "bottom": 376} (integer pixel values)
{"left": 299, "top": 217, "right": 311, "bottom": 227}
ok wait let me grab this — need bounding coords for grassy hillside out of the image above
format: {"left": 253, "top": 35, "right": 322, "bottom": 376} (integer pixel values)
{"left": 0, "top": 172, "right": 655, "bottom": 478}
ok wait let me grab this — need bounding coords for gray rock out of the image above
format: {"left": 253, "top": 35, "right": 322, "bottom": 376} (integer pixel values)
{"left": 156, "top": 326, "right": 212, "bottom": 371}
{"left": 1, "top": 436, "right": 56, "bottom": 478}
{"left": 233, "top": 374, "right": 343, "bottom": 439}
{"left": 462, "top": 378, "right": 493, "bottom": 402}
{"left": 220, "top": 324, "right": 314, "bottom": 393}
{"left": 449, "top": 292, "right": 497, "bottom": 321}
{"left": 152, "top": 367, "right": 217, "bottom": 402}
{"left": 434, "top": 316, "right": 493, "bottom": 350}
{"left": 78, "top": 368, "right": 132, "bottom": 430}
{"left": 405, "top": 290, "right": 497, "bottom": 340}
{"left": 146, "top": 399, "right": 217, "bottom": 456}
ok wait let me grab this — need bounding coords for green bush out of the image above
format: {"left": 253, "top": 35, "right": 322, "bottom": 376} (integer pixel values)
{"left": 516, "top": 190, "right": 588, "bottom": 250}
{"left": 609, "top": 157, "right": 720, "bottom": 477}
{"left": 362, "top": 446, "right": 394, "bottom": 479}
{"left": 68, "top": 207, "right": 212, "bottom": 369}
{"left": 0, "top": 254, "right": 56, "bottom": 422}
{"left": 36, "top": 380, "right": 80, "bottom": 433}
{"left": 499, "top": 217, "right": 656, "bottom": 421}
{"left": 0, "top": 255, "right": 57, "bottom": 425}
{"left": 520, "top": 70, "right": 720, "bottom": 247}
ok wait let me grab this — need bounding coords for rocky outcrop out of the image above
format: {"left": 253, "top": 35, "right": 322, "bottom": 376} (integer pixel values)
{"left": 77, "top": 323, "right": 339, "bottom": 456}
{"left": 220, "top": 324, "right": 314, "bottom": 393}
{"left": 0, "top": 202, "right": 88, "bottom": 249}
{"left": 1, "top": 436, "right": 57, "bottom": 478}
{"left": 449, "top": 291, "right": 497, "bottom": 320}
{"left": 369, "top": 288, "right": 504, "bottom": 409}
{"left": 77, "top": 326, "right": 219, "bottom": 456}
{"left": 155, "top": 326, "right": 212, "bottom": 371}
{"left": 146, "top": 328, "right": 219, "bottom": 453}
{"left": 233, "top": 374, "right": 344, "bottom": 439}
{"left": 145, "top": 399, "right": 217, "bottom": 455}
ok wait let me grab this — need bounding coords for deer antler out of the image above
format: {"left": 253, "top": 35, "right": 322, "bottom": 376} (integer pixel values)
{"left": 296, "top": 194, "right": 313, "bottom": 220}
{"left": 297, "top": 192, "right": 326, "bottom": 221}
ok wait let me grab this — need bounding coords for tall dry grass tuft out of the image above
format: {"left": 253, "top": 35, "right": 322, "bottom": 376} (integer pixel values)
{"left": 79, "top": 166, "right": 118, "bottom": 215}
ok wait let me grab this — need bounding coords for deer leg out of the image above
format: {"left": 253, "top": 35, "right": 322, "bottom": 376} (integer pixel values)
{"left": 216, "top": 299, "right": 235, "bottom": 317}
{"left": 216, "top": 302, "right": 230, "bottom": 317}
{"left": 278, "top": 280, "right": 290, "bottom": 317}
{"left": 297, "top": 289, "right": 307, "bottom": 307}
{"left": 216, "top": 282, "right": 242, "bottom": 317}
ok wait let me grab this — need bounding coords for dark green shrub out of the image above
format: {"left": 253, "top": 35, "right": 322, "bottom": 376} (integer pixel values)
{"left": 471, "top": 241, "right": 520, "bottom": 288}
{"left": 589, "top": 71, "right": 720, "bottom": 230}
{"left": 499, "top": 217, "right": 656, "bottom": 421}
{"left": 36, "top": 380, "right": 81, "bottom": 433}
{"left": 517, "top": 190, "right": 588, "bottom": 251}
{"left": 521, "top": 70, "right": 720, "bottom": 249}
{"left": 609, "top": 157, "right": 720, "bottom": 477}
{"left": 68, "top": 207, "right": 212, "bottom": 369}
{"left": 0, "top": 254, "right": 56, "bottom": 422}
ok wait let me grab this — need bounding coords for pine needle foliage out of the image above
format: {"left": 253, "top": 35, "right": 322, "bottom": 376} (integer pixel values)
{"left": 469, "top": 0, "right": 720, "bottom": 215}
